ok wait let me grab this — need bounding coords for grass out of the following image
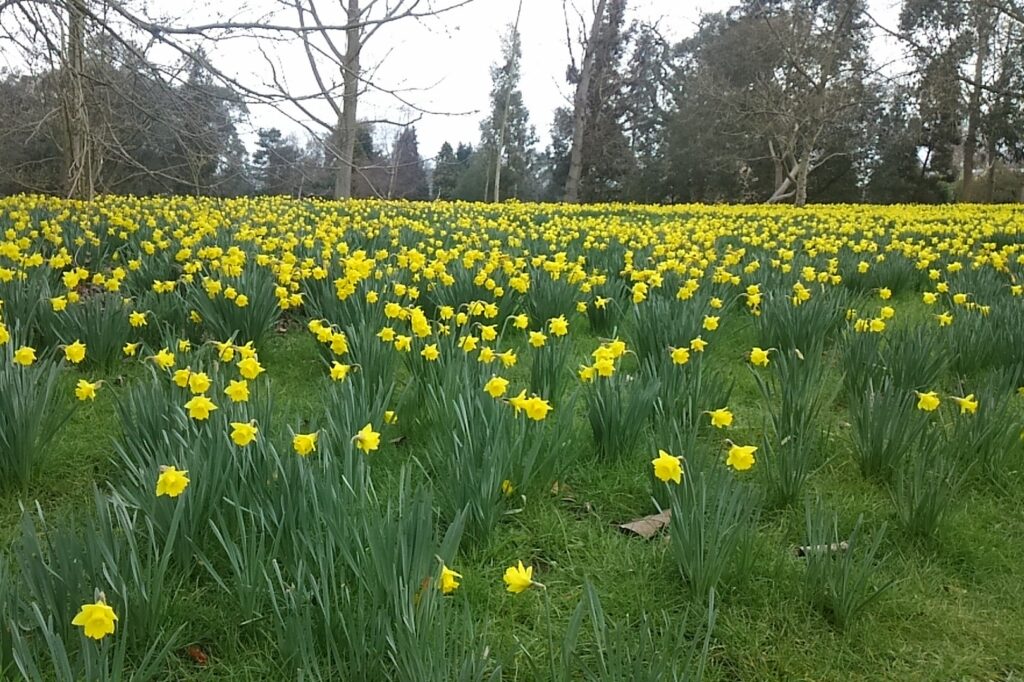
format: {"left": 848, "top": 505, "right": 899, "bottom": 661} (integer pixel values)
{"left": 3, "top": 306, "right": 1024, "bottom": 681}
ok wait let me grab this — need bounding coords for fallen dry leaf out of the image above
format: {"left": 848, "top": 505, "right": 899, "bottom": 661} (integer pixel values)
{"left": 185, "top": 644, "right": 209, "bottom": 666}
{"left": 618, "top": 509, "right": 672, "bottom": 539}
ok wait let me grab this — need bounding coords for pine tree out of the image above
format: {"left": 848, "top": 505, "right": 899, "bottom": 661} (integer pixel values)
{"left": 388, "top": 126, "right": 428, "bottom": 200}
{"left": 479, "top": 24, "right": 537, "bottom": 201}
{"left": 433, "top": 142, "right": 460, "bottom": 199}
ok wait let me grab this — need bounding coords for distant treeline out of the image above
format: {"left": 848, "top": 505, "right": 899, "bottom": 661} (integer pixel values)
{"left": 1, "top": 0, "right": 1022, "bottom": 203}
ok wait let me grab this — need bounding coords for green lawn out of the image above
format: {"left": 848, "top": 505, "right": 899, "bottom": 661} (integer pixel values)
{"left": 4, "top": 302, "right": 1023, "bottom": 681}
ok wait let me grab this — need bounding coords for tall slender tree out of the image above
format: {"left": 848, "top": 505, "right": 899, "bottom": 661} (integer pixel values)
{"left": 433, "top": 142, "right": 460, "bottom": 199}
{"left": 387, "top": 126, "right": 429, "bottom": 200}
{"left": 479, "top": 17, "right": 537, "bottom": 201}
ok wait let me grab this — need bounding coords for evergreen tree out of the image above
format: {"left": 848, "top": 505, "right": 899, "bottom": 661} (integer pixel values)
{"left": 348, "top": 122, "right": 385, "bottom": 198}
{"left": 433, "top": 141, "right": 460, "bottom": 199}
{"left": 454, "top": 147, "right": 491, "bottom": 201}
{"left": 618, "top": 23, "right": 674, "bottom": 202}
{"left": 480, "top": 25, "right": 537, "bottom": 200}
{"left": 253, "top": 128, "right": 304, "bottom": 195}
{"left": 864, "top": 92, "right": 949, "bottom": 204}
{"left": 388, "top": 126, "right": 429, "bottom": 200}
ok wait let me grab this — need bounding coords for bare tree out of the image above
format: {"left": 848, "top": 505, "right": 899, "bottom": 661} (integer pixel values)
{"left": 761, "top": 2, "right": 874, "bottom": 205}
{"left": 563, "top": 0, "right": 609, "bottom": 203}
{"left": 256, "top": 0, "right": 480, "bottom": 198}
{"left": 1, "top": 0, "right": 257, "bottom": 197}
{"left": 709, "top": 1, "right": 873, "bottom": 206}
{"left": 2, "top": 0, "right": 478, "bottom": 199}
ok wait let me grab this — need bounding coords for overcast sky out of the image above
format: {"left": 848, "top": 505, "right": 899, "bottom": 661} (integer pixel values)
{"left": 180, "top": 0, "right": 904, "bottom": 157}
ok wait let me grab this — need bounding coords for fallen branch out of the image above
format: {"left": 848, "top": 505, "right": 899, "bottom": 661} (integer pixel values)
{"left": 794, "top": 541, "right": 849, "bottom": 557}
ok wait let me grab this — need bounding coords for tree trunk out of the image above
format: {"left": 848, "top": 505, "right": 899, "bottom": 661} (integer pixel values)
{"left": 769, "top": 139, "right": 786, "bottom": 194}
{"left": 387, "top": 134, "right": 398, "bottom": 199}
{"left": 962, "top": 3, "right": 992, "bottom": 202}
{"left": 334, "top": 0, "right": 361, "bottom": 199}
{"left": 64, "top": 0, "right": 94, "bottom": 199}
{"left": 563, "top": 0, "right": 608, "bottom": 203}
{"left": 985, "top": 135, "right": 998, "bottom": 202}
{"left": 767, "top": 143, "right": 796, "bottom": 203}
{"left": 794, "top": 149, "right": 811, "bottom": 207}
{"left": 492, "top": 134, "right": 503, "bottom": 202}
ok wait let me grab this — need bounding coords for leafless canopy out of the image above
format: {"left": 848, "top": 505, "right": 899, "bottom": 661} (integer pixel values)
{"left": 0, "top": 0, "right": 479, "bottom": 198}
